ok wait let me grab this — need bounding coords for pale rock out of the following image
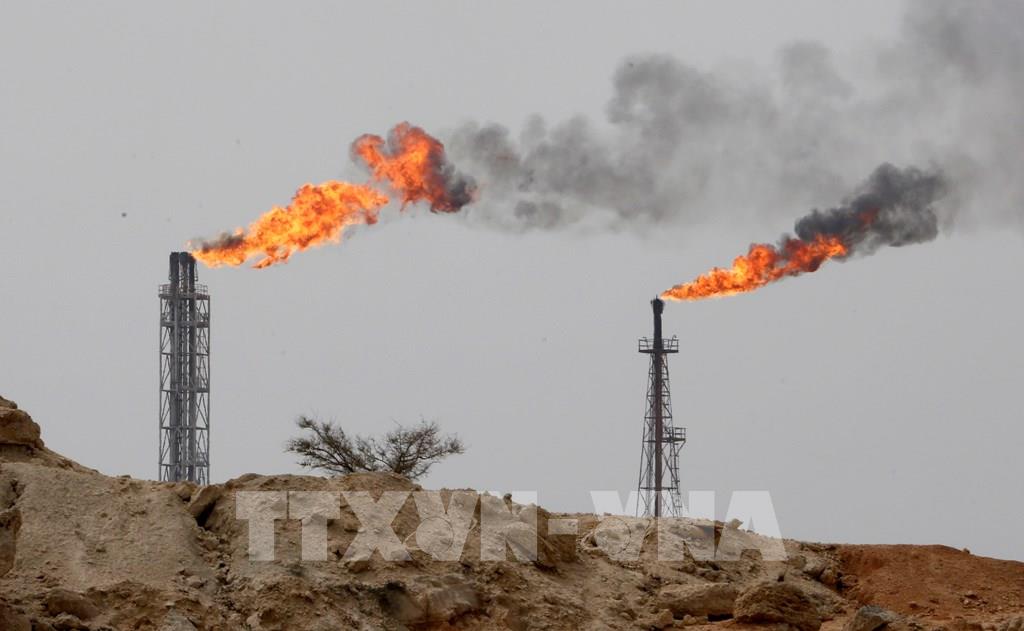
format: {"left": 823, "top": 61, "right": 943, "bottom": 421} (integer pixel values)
{"left": 657, "top": 583, "right": 738, "bottom": 618}
{"left": 734, "top": 582, "right": 822, "bottom": 631}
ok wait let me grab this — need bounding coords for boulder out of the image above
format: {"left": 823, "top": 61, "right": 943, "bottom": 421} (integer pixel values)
{"left": 734, "top": 582, "right": 822, "bottom": 631}
{"left": 0, "top": 395, "right": 16, "bottom": 409}
{"left": 844, "top": 605, "right": 901, "bottom": 631}
{"left": 803, "top": 557, "right": 828, "bottom": 580}
{"left": 45, "top": 589, "right": 99, "bottom": 621}
{"left": 656, "top": 583, "right": 739, "bottom": 618}
{"left": 0, "top": 407, "right": 43, "bottom": 449}
{"left": 51, "top": 613, "right": 89, "bottom": 631}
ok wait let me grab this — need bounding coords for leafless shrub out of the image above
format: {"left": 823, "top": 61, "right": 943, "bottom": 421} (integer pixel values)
{"left": 285, "top": 416, "right": 465, "bottom": 481}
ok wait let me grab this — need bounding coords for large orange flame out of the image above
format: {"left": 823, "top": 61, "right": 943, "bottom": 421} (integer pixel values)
{"left": 661, "top": 235, "right": 848, "bottom": 301}
{"left": 352, "top": 122, "right": 472, "bottom": 213}
{"left": 191, "top": 181, "right": 388, "bottom": 269}
{"left": 190, "top": 123, "right": 472, "bottom": 269}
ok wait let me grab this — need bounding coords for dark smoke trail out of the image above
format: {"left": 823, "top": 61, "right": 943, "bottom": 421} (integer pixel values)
{"left": 661, "top": 164, "right": 948, "bottom": 301}
{"left": 795, "top": 163, "right": 947, "bottom": 256}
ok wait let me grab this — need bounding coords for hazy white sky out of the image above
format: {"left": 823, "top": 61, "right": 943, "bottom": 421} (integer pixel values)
{"left": 1, "top": 1, "right": 1021, "bottom": 560}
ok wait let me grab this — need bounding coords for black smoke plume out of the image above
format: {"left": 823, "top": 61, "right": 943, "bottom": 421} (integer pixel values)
{"left": 795, "top": 164, "right": 947, "bottom": 256}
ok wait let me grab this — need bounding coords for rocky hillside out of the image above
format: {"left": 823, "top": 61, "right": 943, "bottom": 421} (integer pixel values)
{"left": 1, "top": 394, "right": 1022, "bottom": 630}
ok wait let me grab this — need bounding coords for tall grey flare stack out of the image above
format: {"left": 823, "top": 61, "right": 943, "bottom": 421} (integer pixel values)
{"left": 636, "top": 297, "right": 685, "bottom": 517}
{"left": 158, "top": 252, "right": 210, "bottom": 484}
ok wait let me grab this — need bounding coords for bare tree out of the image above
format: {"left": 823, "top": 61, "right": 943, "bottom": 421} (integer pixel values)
{"left": 285, "top": 416, "right": 465, "bottom": 481}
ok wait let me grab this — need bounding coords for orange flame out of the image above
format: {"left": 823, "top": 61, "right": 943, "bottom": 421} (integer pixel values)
{"left": 661, "top": 235, "right": 848, "bottom": 301}
{"left": 191, "top": 181, "right": 388, "bottom": 269}
{"left": 191, "top": 123, "right": 472, "bottom": 269}
{"left": 352, "top": 122, "right": 471, "bottom": 213}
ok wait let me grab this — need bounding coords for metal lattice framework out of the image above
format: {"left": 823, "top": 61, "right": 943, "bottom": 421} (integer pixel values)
{"left": 636, "top": 298, "right": 686, "bottom": 517}
{"left": 159, "top": 252, "right": 210, "bottom": 484}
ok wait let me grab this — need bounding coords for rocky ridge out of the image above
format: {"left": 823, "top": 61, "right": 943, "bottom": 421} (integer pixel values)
{"left": 1, "top": 395, "right": 1021, "bottom": 630}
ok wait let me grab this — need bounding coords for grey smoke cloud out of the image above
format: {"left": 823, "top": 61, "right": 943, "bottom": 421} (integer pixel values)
{"left": 446, "top": 0, "right": 1022, "bottom": 237}
{"left": 795, "top": 163, "right": 947, "bottom": 256}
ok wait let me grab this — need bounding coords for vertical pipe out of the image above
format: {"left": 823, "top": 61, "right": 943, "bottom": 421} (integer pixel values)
{"left": 185, "top": 253, "right": 198, "bottom": 482}
{"left": 168, "top": 253, "right": 181, "bottom": 480}
{"left": 652, "top": 297, "right": 664, "bottom": 517}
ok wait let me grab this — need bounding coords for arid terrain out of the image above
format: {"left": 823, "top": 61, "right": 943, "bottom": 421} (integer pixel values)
{"left": 1, "top": 393, "right": 1021, "bottom": 631}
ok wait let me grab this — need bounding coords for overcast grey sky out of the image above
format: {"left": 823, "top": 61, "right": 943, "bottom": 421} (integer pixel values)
{"left": 1, "top": 1, "right": 1021, "bottom": 561}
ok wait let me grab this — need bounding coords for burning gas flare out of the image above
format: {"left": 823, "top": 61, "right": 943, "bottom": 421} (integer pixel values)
{"left": 352, "top": 122, "right": 475, "bottom": 213}
{"left": 190, "top": 123, "right": 475, "bottom": 269}
{"left": 191, "top": 182, "right": 388, "bottom": 269}
{"left": 661, "top": 235, "right": 848, "bottom": 301}
{"left": 661, "top": 164, "right": 947, "bottom": 302}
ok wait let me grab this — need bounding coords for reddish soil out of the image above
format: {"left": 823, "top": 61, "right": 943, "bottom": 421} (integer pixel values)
{"left": 839, "top": 544, "right": 1024, "bottom": 621}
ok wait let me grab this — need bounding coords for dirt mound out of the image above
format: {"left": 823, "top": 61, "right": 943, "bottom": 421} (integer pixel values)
{"left": 1, "top": 397, "right": 1022, "bottom": 630}
{"left": 839, "top": 545, "right": 1024, "bottom": 621}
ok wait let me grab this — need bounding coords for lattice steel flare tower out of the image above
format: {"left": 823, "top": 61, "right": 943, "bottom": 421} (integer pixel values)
{"left": 159, "top": 252, "right": 210, "bottom": 484}
{"left": 636, "top": 297, "right": 685, "bottom": 517}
